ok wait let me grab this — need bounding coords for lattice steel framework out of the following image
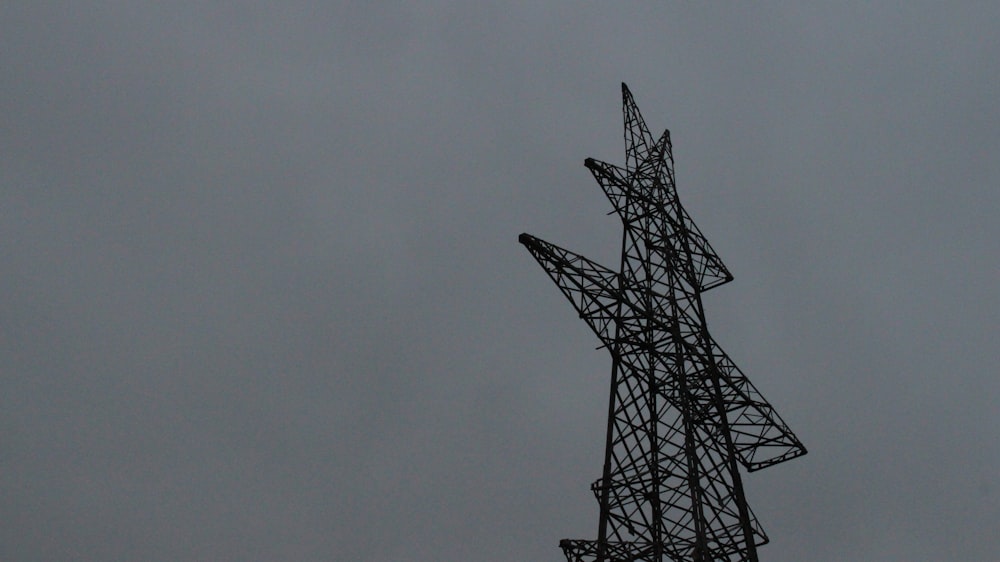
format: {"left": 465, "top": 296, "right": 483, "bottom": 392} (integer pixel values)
{"left": 519, "top": 84, "right": 806, "bottom": 562}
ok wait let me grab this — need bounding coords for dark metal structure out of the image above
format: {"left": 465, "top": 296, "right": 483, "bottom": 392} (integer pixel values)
{"left": 519, "top": 84, "right": 806, "bottom": 562}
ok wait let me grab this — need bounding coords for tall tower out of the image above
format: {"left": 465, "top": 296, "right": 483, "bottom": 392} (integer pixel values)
{"left": 519, "top": 84, "right": 806, "bottom": 562}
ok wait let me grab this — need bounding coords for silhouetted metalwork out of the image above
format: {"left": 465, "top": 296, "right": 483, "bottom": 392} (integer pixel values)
{"left": 519, "top": 84, "right": 806, "bottom": 562}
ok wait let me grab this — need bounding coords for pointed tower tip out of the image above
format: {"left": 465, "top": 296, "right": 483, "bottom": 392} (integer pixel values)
{"left": 621, "top": 83, "right": 637, "bottom": 108}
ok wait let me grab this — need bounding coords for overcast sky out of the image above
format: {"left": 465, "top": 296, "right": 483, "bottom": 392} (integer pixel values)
{"left": 2, "top": 3, "right": 998, "bottom": 561}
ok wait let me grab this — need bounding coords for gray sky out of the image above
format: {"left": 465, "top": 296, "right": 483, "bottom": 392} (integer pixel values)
{"left": 2, "top": 3, "right": 998, "bottom": 561}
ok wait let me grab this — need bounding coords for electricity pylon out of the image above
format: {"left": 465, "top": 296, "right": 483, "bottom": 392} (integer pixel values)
{"left": 519, "top": 84, "right": 806, "bottom": 562}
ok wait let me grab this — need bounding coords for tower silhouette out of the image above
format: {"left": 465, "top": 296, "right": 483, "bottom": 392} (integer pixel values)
{"left": 519, "top": 84, "right": 806, "bottom": 562}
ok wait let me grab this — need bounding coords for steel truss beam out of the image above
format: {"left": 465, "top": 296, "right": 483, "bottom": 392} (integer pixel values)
{"left": 520, "top": 84, "right": 806, "bottom": 562}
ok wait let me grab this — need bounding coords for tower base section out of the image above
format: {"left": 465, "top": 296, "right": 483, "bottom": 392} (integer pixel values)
{"left": 559, "top": 539, "right": 643, "bottom": 562}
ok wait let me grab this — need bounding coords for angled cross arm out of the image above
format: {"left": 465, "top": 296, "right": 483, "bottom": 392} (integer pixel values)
{"left": 584, "top": 123, "right": 671, "bottom": 225}
{"left": 584, "top": 157, "right": 633, "bottom": 222}
{"left": 518, "top": 233, "right": 620, "bottom": 347}
{"left": 649, "top": 149, "right": 733, "bottom": 292}
{"left": 584, "top": 155, "right": 733, "bottom": 293}
{"left": 673, "top": 202, "right": 734, "bottom": 292}
{"left": 707, "top": 340, "right": 808, "bottom": 471}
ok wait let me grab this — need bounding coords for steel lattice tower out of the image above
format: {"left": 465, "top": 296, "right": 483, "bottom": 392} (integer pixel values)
{"left": 519, "top": 84, "right": 806, "bottom": 562}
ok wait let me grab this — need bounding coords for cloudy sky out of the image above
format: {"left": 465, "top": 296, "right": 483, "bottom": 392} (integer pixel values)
{"left": 2, "top": 3, "right": 998, "bottom": 561}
